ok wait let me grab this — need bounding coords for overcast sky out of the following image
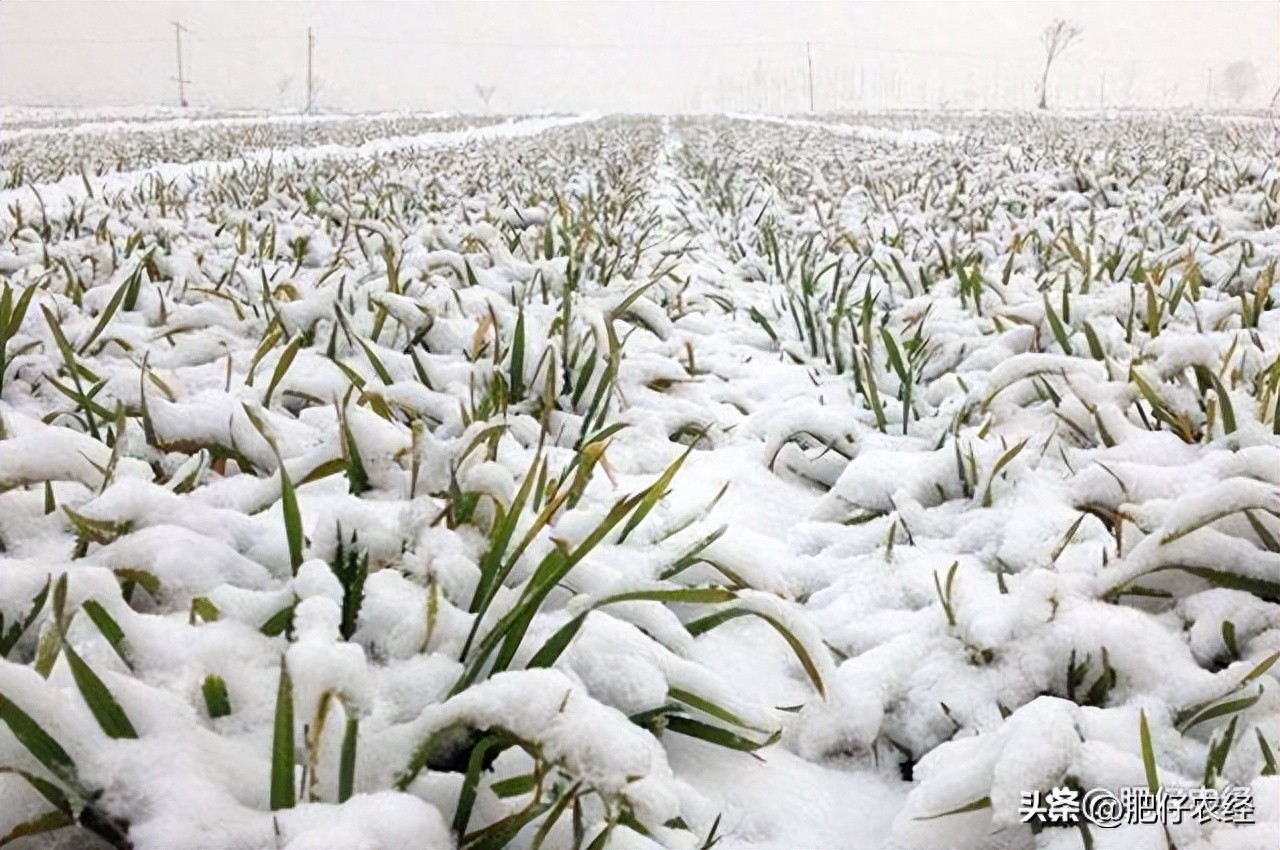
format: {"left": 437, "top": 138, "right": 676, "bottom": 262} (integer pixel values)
{"left": 1, "top": 1, "right": 1276, "bottom": 112}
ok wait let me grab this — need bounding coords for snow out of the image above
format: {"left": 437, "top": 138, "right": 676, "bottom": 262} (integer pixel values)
{"left": 0, "top": 108, "right": 1277, "bottom": 849}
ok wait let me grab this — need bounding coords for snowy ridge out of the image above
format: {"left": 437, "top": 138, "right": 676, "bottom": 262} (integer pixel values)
{"left": 0, "top": 111, "right": 465, "bottom": 144}
{"left": 0, "top": 115, "right": 594, "bottom": 224}
{"left": 727, "top": 112, "right": 959, "bottom": 145}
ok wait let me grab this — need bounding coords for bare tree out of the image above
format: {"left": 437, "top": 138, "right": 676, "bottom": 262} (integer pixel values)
{"left": 475, "top": 84, "right": 496, "bottom": 112}
{"left": 1222, "top": 60, "right": 1259, "bottom": 107}
{"left": 1037, "top": 19, "right": 1082, "bottom": 109}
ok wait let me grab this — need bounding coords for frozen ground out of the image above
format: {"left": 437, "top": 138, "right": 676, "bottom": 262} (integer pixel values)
{"left": 0, "top": 110, "right": 1277, "bottom": 850}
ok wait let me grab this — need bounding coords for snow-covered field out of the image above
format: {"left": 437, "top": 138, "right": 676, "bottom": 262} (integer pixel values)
{"left": 0, "top": 110, "right": 1277, "bottom": 850}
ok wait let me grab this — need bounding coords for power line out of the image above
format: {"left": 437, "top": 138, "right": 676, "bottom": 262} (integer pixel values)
{"left": 0, "top": 37, "right": 169, "bottom": 45}
{"left": 0, "top": 33, "right": 1035, "bottom": 62}
{"left": 315, "top": 36, "right": 1034, "bottom": 60}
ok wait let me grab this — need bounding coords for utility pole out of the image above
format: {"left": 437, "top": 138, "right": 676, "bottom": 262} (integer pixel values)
{"left": 306, "top": 27, "right": 315, "bottom": 114}
{"left": 805, "top": 41, "right": 815, "bottom": 112}
{"left": 171, "top": 21, "right": 190, "bottom": 107}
